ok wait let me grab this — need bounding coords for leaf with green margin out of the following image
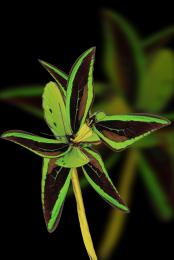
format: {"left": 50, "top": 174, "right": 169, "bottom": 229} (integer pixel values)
{"left": 102, "top": 9, "right": 145, "bottom": 103}
{"left": 66, "top": 47, "right": 95, "bottom": 133}
{"left": 68, "top": 153, "right": 121, "bottom": 197}
{"left": 42, "top": 158, "right": 71, "bottom": 232}
{"left": 56, "top": 146, "right": 89, "bottom": 168}
{"left": 39, "top": 59, "right": 68, "bottom": 96}
{"left": 43, "top": 81, "right": 71, "bottom": 139}
{"left": 136, "top": 49, "right": 174, "bottom": 113}
{"left": 1, "top": 130, "right": 68, "bottom": 158}
{"left": 82, "top": 147, "right": 129, "bottom": 212}
{"left": 93, "top": 113, "right": 170, "bottom": 151}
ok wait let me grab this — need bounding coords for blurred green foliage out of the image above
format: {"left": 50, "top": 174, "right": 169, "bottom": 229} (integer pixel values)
{"left": 0, "top": 9, "right": 174, "bottom": 260}
{"left": 98, "top": 10, "right": 174, "bottom": 259}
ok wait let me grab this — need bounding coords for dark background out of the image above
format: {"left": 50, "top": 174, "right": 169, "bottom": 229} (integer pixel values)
{"left": 0, "top": 1, "right": 173, "bottom": 259}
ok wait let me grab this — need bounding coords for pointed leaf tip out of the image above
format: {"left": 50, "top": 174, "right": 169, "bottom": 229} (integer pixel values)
{"left": 66, "top": 47, "right": 96, "bottom": 132}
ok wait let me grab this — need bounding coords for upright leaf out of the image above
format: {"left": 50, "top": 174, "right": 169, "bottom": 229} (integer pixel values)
{"left": 136, "top": 49, "right": 174, "bottom": 113}
{"left": 43, "top": 82, "right": 71, "bottom": 139}
{"left": 102, "top": 10, "right": 145, "bottom": 103}
{"left": 66, "top": 47, "right": 95, "bottom": 133}
{"left": 39, "top": 59, "right": 68, "bottom": 96}
{"left": 139, "top": 151, "right": 174, "bottom": 220}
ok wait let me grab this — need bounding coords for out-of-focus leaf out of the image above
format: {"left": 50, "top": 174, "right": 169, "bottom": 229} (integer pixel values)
{"left": 142, "top": 26, "right": 174, "bottom": 52}
{"left": 136, "top": 49, "right": 174, "bottom": 113}
{"left": 94, "top": 82, "right": 109, "bottom": 97}
{"left": 139, "top": 151, "right": 173, "bottom": 220}
{"left": 166, "top": 133, "right": 174, "bottom": 171}
{"left": 0, "top": 85, "right": 43, "bottom": 118}
{"left": 93, "top": 96, "right": 130, "bottom": 115}
{"left": 164, "top": 112, "right": 174, "bottom": 121}
{"left": 156, "top": 130, "right": 174, "bottom": 170}
{"left": 98, "top": 150, "right": 138, "bottom": 260}
{"left": 0, "top": 85, "right": 43, "bottom": 99}
{"left": 11, "top": 103, "right": 43, "bottom": 118}
{"left": 132, "top": 134, "right": 159, "bottom": 149}
{"left": 102, "top": 10, "right": 145, "bottom": 103}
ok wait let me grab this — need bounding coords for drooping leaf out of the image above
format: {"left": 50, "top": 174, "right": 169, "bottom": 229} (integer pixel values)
{"left": 1, "top": 130, "right": 68, "bottom": 158}
{"left": 56, "top": 146, "right": 89, "bottom": 168}
{"left": 82, "top": 147, "right": 129, "bottom": 212}
{"left": 39, "top": 59, "right": 68, "bottom": 96}
{"left": 68, "top": 152, "right": 121, "bottom": 197}
{"left": 102, "top": 10, "right": 145, "bottom": 103}
{"left": 136, "top": 49, "right": 174, "bottom": 113}
{"left": 42, "top": 158, "right": 71, "bottom": 232}
{"left": 43, "top": 81, "right": 71, "bottom": 139}
{"left": 93, "top": 113, "right": 170, "bottom": 150}
{"left": 66, "top": 47, "right": 95, "bottom": 133}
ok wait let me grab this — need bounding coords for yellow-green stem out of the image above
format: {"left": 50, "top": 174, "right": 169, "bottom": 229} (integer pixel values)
{"left": 71, "top": 168, "right": 98, "bottom": 260}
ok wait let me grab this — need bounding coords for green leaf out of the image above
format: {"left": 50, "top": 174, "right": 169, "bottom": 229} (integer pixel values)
{"left": 0, "top": 85, "right": 43, "bottom": 118}
{"left": 132, "top": 134, "right": 159, "bottom": 149}
{"left": 43, "top": 81, "right": 71, "bottom": 139}
{"left": 0, "top": 85, "right": 43, "bottom": 99}
{"left": 39, "top": 59, "right": 68, "bottom": 96}
{"left": 56, "top": 146, "right": 89, "bottom": 168}
{"left": 102, "top": 9, "right": 145, "bottom": 102}
{"left": 138, "top": 152, "right": 173, "bottom": 220}
{"left": 93, "top": 113, "right": 170, "bottom": 150}
{"left": 136, "top": 49, "right": 174, "bottom": 112}
{"left": 42, "top": 158, "right": 71, "bottom": 232}
{"left": 66, "top": 47, "right": 95, "bottom": 133}
{"left": 94, "top": 81, "right": 110, "bottom": 97}
{"left": 1, "top": 130, "right": 68, "bottom": 158}
{"left": 142, "top": 25, "right": 174, "bottom": 52}
{"left": 82, "top": 147, "right": 129, "bottom": 212}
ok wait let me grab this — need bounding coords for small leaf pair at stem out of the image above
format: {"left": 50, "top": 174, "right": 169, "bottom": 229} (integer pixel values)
{"left": 1, "top": 47, "right": 170, "bottom": 259}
